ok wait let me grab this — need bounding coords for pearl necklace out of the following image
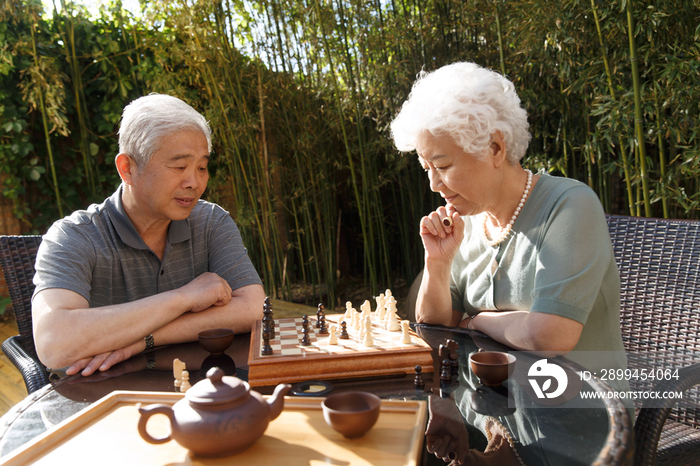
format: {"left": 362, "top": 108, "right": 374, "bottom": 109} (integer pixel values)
{"left": 482, "top": 169, "right": 532, "bottom": 247}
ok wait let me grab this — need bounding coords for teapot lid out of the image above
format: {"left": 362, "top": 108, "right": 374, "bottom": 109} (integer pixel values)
{"left": 186, "top": 367, "right": 248, "bottom": 405}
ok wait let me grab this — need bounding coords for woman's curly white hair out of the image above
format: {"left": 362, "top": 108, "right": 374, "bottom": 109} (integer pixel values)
{"left": 390, "top": 62, "right": 531, "bottom": 163}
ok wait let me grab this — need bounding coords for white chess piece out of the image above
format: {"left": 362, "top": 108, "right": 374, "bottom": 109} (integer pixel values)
{"left": 353, "top": 309, "right": 361, "bottom": 331}
{"left": 173, "top": 358, "right": 185, "bottom": 389}
{"left": 363, "top": 317, "right": 374, "bottom": 347}
{"left": 345, "top": 301, "right": 353, "bottom": 320}
{"left": 375, "top": 294, "right": 385, "bottom": 320}
{"left": 401, "top": 320, "right": 412, "bottom": 344}
{"left": 361, "top": 300, "right": 371, "bottom": 315}
{"left": 384, "top": 295, "right": 396, "bottom": 327}
{"left": 387, "top": 297, "right": 401, "bottom": 331}
{"left": 384, "top": 293, "right": 395, "bottom": 323}
{"left": 329, "top": 325, "right": 338, "bottom": 345}
{"left": 180, "top": 370, "right": 191, "bottom": 392}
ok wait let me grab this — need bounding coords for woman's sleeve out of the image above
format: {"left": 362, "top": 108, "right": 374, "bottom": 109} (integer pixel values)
{"left": 529, "top": 186, "right": 613, "bottom": 324}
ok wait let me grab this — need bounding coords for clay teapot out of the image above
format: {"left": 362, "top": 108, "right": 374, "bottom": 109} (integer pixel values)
{"left": 138, "top": 367, "right": 291, "bottom": 457}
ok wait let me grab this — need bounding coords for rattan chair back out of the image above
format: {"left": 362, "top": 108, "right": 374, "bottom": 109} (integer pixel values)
{"left": 0, "top": 235, "right": 47, "bottom": 392}
{"left": 606, "top": 215, "right": 700, "bottom": 429}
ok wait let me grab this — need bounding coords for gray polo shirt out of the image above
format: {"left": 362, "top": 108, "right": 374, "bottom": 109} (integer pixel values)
{"left": 33, "top": 186, "right": 262, "bottom": 306}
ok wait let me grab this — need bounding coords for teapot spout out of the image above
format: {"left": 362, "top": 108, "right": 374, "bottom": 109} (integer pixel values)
{"left": 267, "top": 383, "right": 292, "bottom": 420}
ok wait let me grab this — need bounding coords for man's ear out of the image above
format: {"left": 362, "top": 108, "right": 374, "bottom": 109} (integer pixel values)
{"left": 490, "top": 131, "right": 508, "bottom": 168}
{"left": 115, "top": 153, "right": 136, "bottom": 185}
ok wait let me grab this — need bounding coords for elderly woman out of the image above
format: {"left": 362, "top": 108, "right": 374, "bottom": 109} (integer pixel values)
{"left": 391, "top": 63, "right": 632, "bottom": 464}
{"left": 391, "top": 62, "right": 628, "bottom": 363}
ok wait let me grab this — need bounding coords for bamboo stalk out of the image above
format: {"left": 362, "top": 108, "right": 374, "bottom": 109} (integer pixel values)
{"left": 590, "top": 0, "right": 635, "bottom": 215}
{"left": 651, "top": 59, "right": 669, "bottom": 218}
{"left": 626, "top": 0, "right": 652, "bottom": 217}
{"left": 313, "top": 0, "right": 376, "bottom": 290}
{"left": 29, "top": 23, "right": 63, "bottom": 218}
{"left": 494, "top": 1, "right": 506, "bottom": 76}
{"left": 57, "top": 0, "right": 97, "bottom": 196}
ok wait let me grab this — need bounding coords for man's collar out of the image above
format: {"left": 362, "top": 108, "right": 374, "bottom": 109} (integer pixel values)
{"left": 106, "top": 184, "right": 192, "bottom": 249}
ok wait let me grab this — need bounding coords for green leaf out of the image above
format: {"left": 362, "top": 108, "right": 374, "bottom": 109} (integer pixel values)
{"left": 0, "top": 296, "right": 12, "bottom": 316}
{"left": 29, "top": 168, "right": 41, "bottom": 181}
{"left": 2, "top": 121, "right": 13, "bottom": 133}
{"left": 90, "top": 142, "right": 99, "bottom": 156}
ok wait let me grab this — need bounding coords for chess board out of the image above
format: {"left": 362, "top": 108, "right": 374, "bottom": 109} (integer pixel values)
{"left": 247, "top": 314, "right": 434, "bottom": 387}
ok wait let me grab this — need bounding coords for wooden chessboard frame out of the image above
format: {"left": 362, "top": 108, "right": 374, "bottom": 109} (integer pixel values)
{"left": 247, "top": 314, "right": 434, "bottom": 387}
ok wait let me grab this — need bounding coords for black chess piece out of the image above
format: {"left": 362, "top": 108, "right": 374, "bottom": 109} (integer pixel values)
{"left": 439, "top": 343, "right": 450, "bottom": 361}
{"left": 300, "top": 315, "right": 311, "bottom": 346}
{"left": 446, "top": 339, "right": 459, "bottom": 353}
{"left": 317, "top": 314, "right": 329, "bottom": 335}
{"left": 339, "top": 321, "right": 350, "bottom": 339}
{"left": 263, "top": 296, "right": 275, "bottom": 339}
{"left": 261, "top": 328, "right": 273, "bottom": 355}
{"left": 301, "top": 326, "right": 311, "bottom": 346}
{"left": 440, "top": 358, "right": 452, "bottom": 385}
{"left": 316, "top": 303, "right": 325, "bottom": 328}
{"left": 414, "top": 365, "right": 425, "bottom": 390}
{"left": 449, "top": 351, "right": 459, "bottom": 376}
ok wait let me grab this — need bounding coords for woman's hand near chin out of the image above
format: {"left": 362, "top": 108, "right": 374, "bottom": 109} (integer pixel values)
{"left": 420, "top": 203, "right": 465, "bottom": 264}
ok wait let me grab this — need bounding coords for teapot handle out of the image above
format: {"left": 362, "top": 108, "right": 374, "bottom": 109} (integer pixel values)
{"left": 137, "top": 403, "right": 175, "bottom": 444}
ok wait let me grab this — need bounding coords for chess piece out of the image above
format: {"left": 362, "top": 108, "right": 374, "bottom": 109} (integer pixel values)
{"left": 261, "top": 328, "right": 273, "bottom": 355}
{"left": 301, "top": 326, "right": 311, "bottom": 346}
{"left": 363, "top": 316, "right": 373, "bottom": 346}
{"left": 353, "top": 309, "right": 361, "bottom": 331}
{"left": 375, "top": 293, "right": 385, "bottom": 320}
{"left": 414, "top": 365, "right": 425, "bottom": 390}
{"left": 263, "top": 297, "right": 275, "bottom": 339}
{"left": 180, "top": 370, "right": 191, "bottom": 392}
{"left": 316, "top": 303, "right": 325, "bottom": 328}
{"left": 439, "top": 343, "right": 450, "bottom": 361}
{"left": 386, "top": 297, "right": 401, "bottom": 331}
{"left": 339, "top": 321, "right": 350, "bottom": 339}
{"left": 446, "top": 339, "right": 459, "bottom": 353}
{"left": 301, "top": 316, "right": 311, "bottom": 346}
{"left": 384, "top": 289, "right": 394, "bottom": 320}
{"left": 400, "top": 320, "right": 412, "bottom": 344}
{"left": 360, "top": 300, "right": 371, "bottom": 316}
{"left": 358, "top": 315, "right": 366, "bottom": 340}
{"left": 363, "top": 330, "right": 374, "bottom": 347}
{"left": 329, "top": 325, "right": 339, "bottom": 345}
{"left": 173, "top": 358, "right": 185, "bottom": 390}
{"left": 318, "top": 314, "right": 329, "bottom": 335}
{"left": 268, "top": 300, "right": 275, "bottom": 339}
{"left": 440, "top": 359, "right": 452, "bottom": 385}
{"left": 345, "top": 301, "right": 353, "bottom": 320}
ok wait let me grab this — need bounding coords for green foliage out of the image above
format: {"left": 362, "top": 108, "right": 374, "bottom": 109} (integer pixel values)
{"left": 0, "top": 296, "right": 11, "bottom": 316}
{"left": 0, "top": 0, "right": 698, "bottom": 305}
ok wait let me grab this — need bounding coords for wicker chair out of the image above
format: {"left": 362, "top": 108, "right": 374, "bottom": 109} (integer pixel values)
{"left": 0, "top": 235, "right": 49, "bottom": 394}
{"left": 606, "top": 215, "right": 700, "bottom": 466}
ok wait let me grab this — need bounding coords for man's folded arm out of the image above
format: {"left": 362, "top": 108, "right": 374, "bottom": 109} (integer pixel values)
{"left": 33, "top": 275, "right": 264, "bottom": 370}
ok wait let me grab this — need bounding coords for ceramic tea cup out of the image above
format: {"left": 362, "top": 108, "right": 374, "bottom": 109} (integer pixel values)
{"left": 322, "top": 391, "right": 381, "bottom": 439}
{"left": 198, "top": 328, "right": 235, "bottom": 354}
{"left": 469, "top": 351, "right": 516, "bottom": 387}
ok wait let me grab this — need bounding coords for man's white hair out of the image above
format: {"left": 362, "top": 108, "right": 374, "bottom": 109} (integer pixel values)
{"left": 118, "top": 94, "right": 211, "bottom": 168}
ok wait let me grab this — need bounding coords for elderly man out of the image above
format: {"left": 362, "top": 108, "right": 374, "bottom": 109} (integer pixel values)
{"left": 32, "top": 94, "right": 265, "bottom": 376}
